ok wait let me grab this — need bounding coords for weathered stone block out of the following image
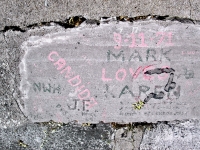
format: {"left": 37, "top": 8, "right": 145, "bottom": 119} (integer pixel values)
{"left": 19, "top": 20, "right": 200, "bottom": 123}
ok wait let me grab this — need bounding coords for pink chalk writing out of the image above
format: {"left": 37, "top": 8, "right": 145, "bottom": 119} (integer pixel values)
{"left": 113, "top": 32, "right": 122, "bottom": 49}
{"left": 101, "top": 65, "right": 170, "bottom": 82}
{"left": 129, "top": 66, "right": 143, "bottom": 79}
{"left": 129, "top": 33, "right": 135, "bottom": 48}
{"left": 48, "top": 51, "right": 98, "bottom": 110}
{"left": 182, "top": 50, "right": 200, "bottom": 55}
{"left": 60, "top": 66, "right": 73, "bottom": 78}
{"left": 116, "top": 68, "right": 127, "bottom": 81}
{"left": 167, "top": 32, "right": 173, "bottom": 46}
{"left": 114, "top": 32, "right": 173, "bottom": 49}
{"left": 138, "top": 33, "right": 147, "bottom": 47}
{"left": 82, "top": 55, "right": 92, "bottom": 65}
{"left": 102, "top": 68, "right": 112, "bottom": 81}
{"left": 156, "top": 32, "right": 165, "bottom": 45}
{"left": 156, "top": 32, "right": 173, "bottom": 46}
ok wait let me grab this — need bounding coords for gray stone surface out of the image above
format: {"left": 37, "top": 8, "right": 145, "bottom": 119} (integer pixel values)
{"left": 19, "top": 20, "right": 200, "bottom": 123}
{"left": 140, "top": 120, "right": 200, "bottom": 150}
{"left": 1, "top": 0, "right": 200, "bottom": 149}
{"left": 0, "top": 122, "right": 113, "bottom": 150}
{"left": 0, "top": 0, "right": 200, "bottom": 30}
{"left": 1, "top": 19, "right": 200, "bottom": 149}
{"left": 42, "top": 122, "right": 112, "bottom": 150}
{"left": 0, "top": 123, "right": 45, "bottom": 149}
{"left": 112, "top": 128, "right": 134, "bottom": 149}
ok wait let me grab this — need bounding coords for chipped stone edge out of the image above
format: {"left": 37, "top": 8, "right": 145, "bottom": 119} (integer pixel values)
{"left": 17, "top": 18, "right": 200, "bottom": 123}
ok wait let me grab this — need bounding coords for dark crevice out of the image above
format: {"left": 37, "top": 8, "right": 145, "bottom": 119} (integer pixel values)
{"left": 0, "top": 16, "right": 87, "bottom": 33}
{"left": 133, "top": 122, "right": 153, "bottom": 127}
{"left": 116, "top": 15, "right": 169, "bottom": 21}
{"left": 2, "top": 26, "right": 26, "bottom": 32}
{"left": 168, "top": 16, "right": 195, "bottom": 24}
{"left": 0, "top": 15, "right": 199, "bottom": 33}
{"left": 26, "top": 22, "right": 52, "bottom": 28}
{"left": 154, "top": 15, "right": 169, "bottom": 20}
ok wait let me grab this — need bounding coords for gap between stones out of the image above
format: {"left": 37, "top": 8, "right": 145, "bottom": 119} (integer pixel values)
{"left": 0, "top": 15, "right": 198, "bottom": 33}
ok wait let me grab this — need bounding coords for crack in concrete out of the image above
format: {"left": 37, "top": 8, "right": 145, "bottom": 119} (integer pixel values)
{"left": 138, "top": 126, "right": 147, "bottom": 150}
{"left": 2, "top": 32, "right": 8, "bottom": 45}
{"left": 0, "top": 15, "right": 199, "bottom": 33}
{"left": 189, "top": 0, "right": 192, "bottom": 19}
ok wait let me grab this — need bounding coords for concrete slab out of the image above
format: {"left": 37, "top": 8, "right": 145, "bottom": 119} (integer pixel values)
{"left": 19, "top": 20, "right": 200, "bottom": 123}
{"left": 0, "top": 0, "right": 199, "bottom": 30}
{"left": 140, "top": 120, "right": 200, "bottom": 150}
{"left": 0, "top": 122, "right": 112, "bottom": 150}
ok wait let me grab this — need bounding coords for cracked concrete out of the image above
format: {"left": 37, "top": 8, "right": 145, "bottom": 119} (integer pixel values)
{"left": 0, "top": 0, "right": 200, "bottom": 30}
{"left": 1, "top": 0, "right": 200, "bottom": 150}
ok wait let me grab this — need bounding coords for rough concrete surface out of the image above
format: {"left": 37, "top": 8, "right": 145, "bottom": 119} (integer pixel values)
{"left": 140, "top": 120, "right": 200, "bottom": 150}
{"left": 0, "top": 0, "right": 200, "bottom": 30}
{"left": 0, "top": 122, "right": 113, "bottom": 150}
{"left": 1, "top": 0, "right": 200, "bottom": 150}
